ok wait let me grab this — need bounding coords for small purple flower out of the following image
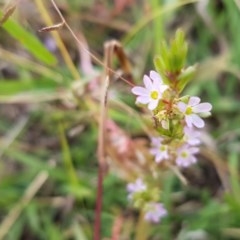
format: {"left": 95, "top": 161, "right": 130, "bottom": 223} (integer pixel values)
{"left": 132, "top": 71, "right": 168, "bottom": 110}
{"left": 183, "top": 127, "right": 201, "bottom": 146}
{"left": 44, "top": 37, "right": 57, "bottom": 52}
{"left": 176, "top": 145, "right": 199, "bottom": 167}
{"left": 127, "top": 178, "right": 147, "bottom": 200}
{"left": 144, "top": 202, "right": 167, "bottom": 223}
{"left": 150, "top": 137, "right": 169, "bottom": 163}
{"left": 178, "top": 96, "right": 212, "bottom": 128}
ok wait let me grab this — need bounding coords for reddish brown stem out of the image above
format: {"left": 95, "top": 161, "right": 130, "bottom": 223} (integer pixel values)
{"left": 162, "top": 99, "right": 170, "bottom": 104}
{"left": 93, "top": 164, "right": 104, "bottom": 240}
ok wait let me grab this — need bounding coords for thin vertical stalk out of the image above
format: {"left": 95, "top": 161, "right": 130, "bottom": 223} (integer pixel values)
{"left": 150, "top": 0, "right": 164, "bottom": 54}
{"left": 93, "top": 59, "right": 110, "bottom": 239}
{"left": 135, "top": 211, "right": 149, "bottom": 240}
{"left": 93, "top": 40, "right": 131, "bottom": 239}
{"left": 35, "top": 0, "right": 81, "bottom": 80}
{"left": 93, "top": 164, "right": 104, "bottom": 240}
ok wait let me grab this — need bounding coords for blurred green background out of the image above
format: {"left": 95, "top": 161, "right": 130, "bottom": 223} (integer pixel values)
{"left": 0, "top": 0, "right": 240, "bottom": 239}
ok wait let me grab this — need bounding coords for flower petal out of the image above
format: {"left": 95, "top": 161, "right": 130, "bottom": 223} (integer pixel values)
{"left": 189, "top": 96, "right": 200, "bottom": 106}
{"left": 159, "top": 84, "right": 168, "bottom": 94}
{"left": 193, "top": 103, "right": 212, "bottom": 113}
{"left": 189, "top": 147, "right": 199, "bottom": 154}
{"left": 176, "top": 156, "right": 184, "bottom": 167}
{"left": 136, "top": 96, "right": 150, "bottom": 104}
{"left": 184, "top": 127, "right": 201, "bottom": 145}
{"left": 151, "top": 137, "right": 163, "bottom": 146}
{"left": 155, "top": 153, "right": 165, "bottom": 163}
{"left": 150, "top": 70, "right": 162, "bottom": 83}
{"left": 185, "top": 115, "right": 193, "bottom": 128}
{"left": 132, "top": 86, "right": 148, "bottom": 95}
{"left": 191, "top": 114, "right": 205, "bottom": 128}
{"left": 150, "top": 148, "right": 158, "bottom": 155}
{"left": 178, "top": 102, "right": 187, "bottom": 113}
{"left": 155, "top": 155, "right": 162, "bottom": 163}
{"left": 143, "top": 75, "right": 152, "bottom": 90}
{"left": 189, "top": 155, "right": 197, "bottom": 164}
{"left": 188, "top": 138, "right": 201, "bottom": 145}
{"left": 127, "top": 183, "right": 135, "bottom": 192}
{"left": 152, "top": 74, "right": 163, "bottom": 89}
{"left": 148, "top": 100, "right": 158, "bottom": 110}
{"left": 144, "top": 203, "right": 167, "bottom": 223}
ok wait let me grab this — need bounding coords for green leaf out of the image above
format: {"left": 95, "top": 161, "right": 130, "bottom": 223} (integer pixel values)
{"left": 0, "top": 11, "right": 57, "bottom": 65}
{"left": 0, "top": 79, "right": 59, "bottom": 96}
{"left": 155, "top": 29, "right": 188, "bottom": 76}
{"left": 73, "top": 221, "right": 88, "bottom": 240}
{"left": 177, "top": 66, "right": 196, "bottom": 93}
{"left": 63, "top": 184, "right": 92, "bottom": 199}
{"left": 229, "top": 152, "right": 240, "bottom": 202}
{"left": 169, "top": 29, "right": 188, "bottom": 72}
{"left": 59, "top": 122, "right": 79, "bottom": 186}
{"left": 154, "top": 56, "right": 170, "bottom": 84}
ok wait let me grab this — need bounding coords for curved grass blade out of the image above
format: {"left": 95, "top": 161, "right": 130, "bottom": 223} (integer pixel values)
{"left": 0, "top": 10, "right": 57, "bottom": 65}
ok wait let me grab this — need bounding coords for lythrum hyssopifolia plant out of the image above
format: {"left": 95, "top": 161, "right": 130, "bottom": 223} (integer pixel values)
{"left": 0, "top": 0, "right": 213, "bottom": 236}
{"left": 128, "top": 30, "right": 212, "bottom": 223}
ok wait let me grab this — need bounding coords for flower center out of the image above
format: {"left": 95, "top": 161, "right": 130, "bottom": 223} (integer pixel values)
{"left": 150, "top": 91, "right": 159, "bottom": 100}
{"left": 160, "top": 145, "right": 166, "bottom": 152}
{"left": 186, "top": 106, "right": 193, "bottom": 115}
{"left": 181, "top": 151, "right": 188, "bottom": 158}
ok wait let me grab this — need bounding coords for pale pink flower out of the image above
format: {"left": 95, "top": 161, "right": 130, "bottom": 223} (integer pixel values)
{"left": 178, "top": 96, "right": 212, "bottom": 128}
{"left": 106, "top": 120, "right": 132, "bottom": 154}
{"left": 144, "top": 202, "right": 167, "bottom": 223}
{"left": 150, "top": 137, "right": 169, "bottom": 163}
{"left": 183, "top": 127, "right": 201, "bottom": 146}
{"left": 176, "top": 145, "right": 199, "bottom": 167}
{"left": 132, "top": 71, "right": 168, "bottom": 110}
{"left": 127, "top": 178, "right": 146, "bottom": 200}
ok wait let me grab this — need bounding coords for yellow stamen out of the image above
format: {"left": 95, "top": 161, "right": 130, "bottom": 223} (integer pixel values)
{"left": 151, "top": 91, "right": 159, "bottom": 100}
{"left": 181, "top": 151, "right": 188, "bottom": 158}
{"left": 186, "top": 106, "right": 192, "bottom": 115}
{"left": 160, "top": 145, "right": 166, "bottom": 151}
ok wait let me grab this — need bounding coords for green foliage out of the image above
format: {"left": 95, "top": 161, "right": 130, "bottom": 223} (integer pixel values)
{"left": 0, "top": 78, "right": 59, "bottom": 95}
{"left": 177, "top": 65, "right": 196, "bottom": 93}
{"left": 0, "top": 10, "right": 57, "bottom": 65}
{"left": 154, "top": 29, "right": 195, "bottom": 94}
{"left": 154, "top": 29, "right": 188, "bottom": 76}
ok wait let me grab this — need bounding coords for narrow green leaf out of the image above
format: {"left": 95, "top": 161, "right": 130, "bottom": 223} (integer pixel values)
{"left": 0, "top": 79, "right": 59, "bottom": 96}
{"left": 59, "top": 122, "right": 79, "bottom": 186}
{"left": 229, "top": 152, "right": 240, "bottom": 201}
{"left": 0, "top": 11, "right": 57, "bottom": 65}
{"left": 73, "top": 221, "right": 88, "bottom": 240}
{"left": 177, "top": 66, "right": 196, "bottom": 93}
